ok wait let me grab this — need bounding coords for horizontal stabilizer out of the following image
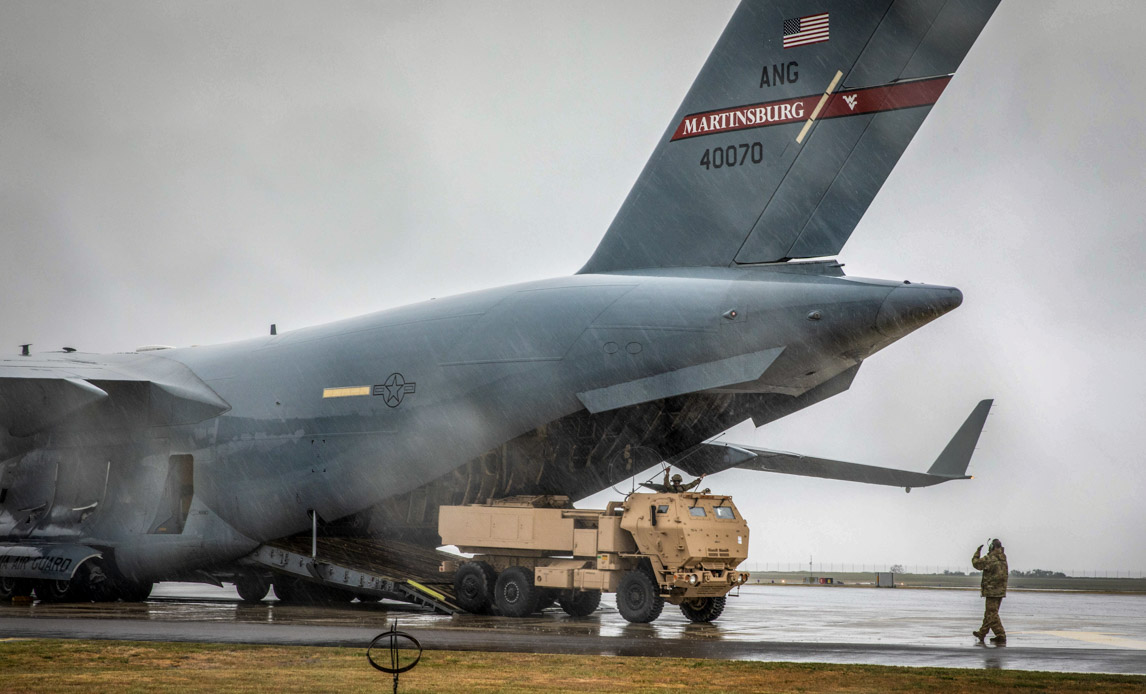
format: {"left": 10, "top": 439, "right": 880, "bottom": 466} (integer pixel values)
{"left": 577, "top": 347, "right": 784, "bottom": 414}
{"left": 675, "top": 399, "right": 992, "bottom": 490}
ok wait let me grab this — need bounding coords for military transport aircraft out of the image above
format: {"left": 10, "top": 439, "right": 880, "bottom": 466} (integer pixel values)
{"left": 0, "top": 0, "right": 998, "bottom": 602}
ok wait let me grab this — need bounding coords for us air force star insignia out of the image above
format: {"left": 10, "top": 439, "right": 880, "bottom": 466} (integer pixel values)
{"left": 373, "top": 373, "right": 416, "bottom": 408}
{"left": 843, "top": 94, "right": 858, "bottom": 111}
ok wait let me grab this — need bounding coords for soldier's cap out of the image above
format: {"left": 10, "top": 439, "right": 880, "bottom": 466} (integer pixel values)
{"left": 671, "top": 474, "right": 682, "bottom": 482}
{"left": 989, "top": 538, "right": 1003, "bottom": 551}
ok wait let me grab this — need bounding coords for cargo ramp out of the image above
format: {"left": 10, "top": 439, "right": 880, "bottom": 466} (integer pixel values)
{"left": 245, "top": 536, "right": 460, "bottom": 614}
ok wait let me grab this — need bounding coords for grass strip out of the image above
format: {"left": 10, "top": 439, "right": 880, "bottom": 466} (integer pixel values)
{"left": 0, "top": 639, "right": 1143, "bottom": 693}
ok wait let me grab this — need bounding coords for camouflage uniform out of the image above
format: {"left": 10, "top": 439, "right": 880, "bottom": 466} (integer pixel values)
{"left": 971, "top": 544, "right": 1008, "bottom": 640}
{"left": 664, "top": 471, "right": 702, "bottom": 493}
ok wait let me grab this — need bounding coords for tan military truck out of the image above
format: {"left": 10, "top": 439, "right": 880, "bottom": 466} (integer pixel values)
{"left": 438, "top": 491, "right": 750, "bottom": 623}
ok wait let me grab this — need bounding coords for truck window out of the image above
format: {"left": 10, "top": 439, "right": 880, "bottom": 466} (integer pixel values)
{"left": 713, "top": 506, "right": 735, "bottom": 519}
{"left": 657, "top": 505, "right": 669, "bottom": 514}
{"left": 688, "top": 506, "right": 707, "bottom": 517}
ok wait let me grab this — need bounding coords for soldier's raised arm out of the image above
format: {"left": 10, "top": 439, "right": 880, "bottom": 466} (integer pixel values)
{"left": 971, "top": 545, "right": 988, "bottom": 570}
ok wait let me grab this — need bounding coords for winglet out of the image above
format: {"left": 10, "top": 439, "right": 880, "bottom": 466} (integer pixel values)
{"left": 926, "top": 399, "right": 993, "bottom": 478}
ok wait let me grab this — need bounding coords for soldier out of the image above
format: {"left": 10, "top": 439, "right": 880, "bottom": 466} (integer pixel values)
{"left": 663, "top": 468, "right": 706, "bottom": 493}
{"left": 971, "top": 538, "right": 1008, "bottom": 644}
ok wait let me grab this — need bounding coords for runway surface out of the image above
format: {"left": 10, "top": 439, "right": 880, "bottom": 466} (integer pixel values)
{"left": 3, "top": 584, "right": 1145, "bottom": 674}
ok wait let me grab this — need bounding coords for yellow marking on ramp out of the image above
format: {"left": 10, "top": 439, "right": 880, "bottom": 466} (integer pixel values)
{"left": 407, "top": 579, "right": 446, "bottom": 602}
{"left": 1028, "top": 631, "right": 1146, "bottom": 650}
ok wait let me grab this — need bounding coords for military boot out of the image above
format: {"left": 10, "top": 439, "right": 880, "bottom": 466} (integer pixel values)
{"left": 990, "top": 634, "right": 1007, "bottom": 645}
{"left": 972, "top": 630, "right": 986, "bottom": 644}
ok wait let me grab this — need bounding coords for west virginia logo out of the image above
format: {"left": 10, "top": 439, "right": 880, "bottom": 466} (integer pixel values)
{"left": 843, "top": 94, "right": 858, "bottom": 111}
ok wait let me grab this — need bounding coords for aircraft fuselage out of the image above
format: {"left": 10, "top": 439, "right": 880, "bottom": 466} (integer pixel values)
{"left": 0, "top": 266, "right": 959, "bottom": 580}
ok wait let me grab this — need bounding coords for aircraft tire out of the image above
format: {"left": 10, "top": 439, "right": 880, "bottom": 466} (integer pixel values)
{"left": 679, "top": 596, "right": 726, "bottom": 623}
{"left": 354, "top": 594, "right": 383, "bottom": 602}
{"left": 493, "top": 566, "right": 539, "bottom": 618}
{"left": 272, "top": 578, "right": 305, "bottom": 603}
{"left": 33, "top": 579, "right": 75, "bottom": 603}
{"left": 273, "top": 578, "right": 351, "bottom": 604}
{"left": 235, "top": 574, "right": 271, "bottom": 603}
{"left": 0, "top": 576, "right": 33, "bottom": 601}
{"left": 117, "top": 580, "right": 154, "bottom": 603}
{"left": 79, "top": 558, "right": 118, "bottom": 602}
{"left": 617, "top": 570, "right": 664, "bottom": 623}
{"left": 322, "top": 586, "right": 356, "bottom": 603}
{"left": 557, "top": 589, "right": 601, "bottom": 617}
{"left": 454, "top": 561, "right": 497, "bottom": 614}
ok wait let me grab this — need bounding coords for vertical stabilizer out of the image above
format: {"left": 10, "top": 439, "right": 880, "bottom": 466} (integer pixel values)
{"left": 580, "top": 0, "right": 1000, "bottom": 274}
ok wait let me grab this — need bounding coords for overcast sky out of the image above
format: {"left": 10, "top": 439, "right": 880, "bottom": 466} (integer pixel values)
{"left": 2, "top": 1, "right": 1144, "bottom": 574}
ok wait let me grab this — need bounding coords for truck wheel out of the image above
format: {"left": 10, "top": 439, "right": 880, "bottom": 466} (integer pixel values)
{"left": 558, "top": 590, "right": 601, "bottom": 617}
{"left": 454, "top": 561, "right": 497, "bottom": 614}
{"left": 494, "top": 566, "right": 539, "bottom": 618}
{"left": 680, "top": 596, "right": 726, "bottom": 623}
{"left": 617, "top": 570, "right": 664, "bottom": 623}
{"left": 235, "top": 574, "right": 271, "bottom": 603}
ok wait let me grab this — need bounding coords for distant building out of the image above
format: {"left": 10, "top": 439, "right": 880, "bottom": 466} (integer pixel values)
{"left": 876, "top": 572, "right": 896, "bottom": 587}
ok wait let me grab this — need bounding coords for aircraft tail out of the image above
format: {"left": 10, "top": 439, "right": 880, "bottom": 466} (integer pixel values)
{"left": 580, "top": 0, "right": 1000, "bottom": 274}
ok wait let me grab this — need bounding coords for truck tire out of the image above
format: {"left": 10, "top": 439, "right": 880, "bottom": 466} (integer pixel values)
{"left": 494, "top": 566, "right": 539, "bottom": 617}
{"left": 235, "top": 574, "right": 271, "bottom": 603}
{"left": 454, "top": 561, "right": 497, "bottom": 614}
{"left": 558, "top": 590, "right": 601, "bottom": 618}
{"left": 679, "top": 596, "right": 726, "bottom": 623}
{"left": 617, "top": 570, "right": 664, "bottom": 623}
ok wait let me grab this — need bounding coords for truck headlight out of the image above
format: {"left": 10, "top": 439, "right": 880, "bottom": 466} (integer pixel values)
{"left": 688, "top": 574, "right": 698, "bottom": 585}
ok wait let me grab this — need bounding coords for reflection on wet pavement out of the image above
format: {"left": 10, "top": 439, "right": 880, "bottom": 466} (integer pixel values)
{"left": 5, "top": 584, "right": 1146, "bottom": 653}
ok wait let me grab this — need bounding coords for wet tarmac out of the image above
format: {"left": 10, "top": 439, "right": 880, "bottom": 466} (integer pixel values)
{"left": 2, "top": 584, "right": 1145, "bottom": 674}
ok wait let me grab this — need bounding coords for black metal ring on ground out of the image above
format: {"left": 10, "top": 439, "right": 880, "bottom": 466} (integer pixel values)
{"left": 367, "top": 625, "right": 422, "bottom": 674}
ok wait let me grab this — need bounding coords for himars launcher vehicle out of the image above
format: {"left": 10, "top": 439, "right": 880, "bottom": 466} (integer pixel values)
{"left": 0, "top": 0, "right": 998, "bottom": 602}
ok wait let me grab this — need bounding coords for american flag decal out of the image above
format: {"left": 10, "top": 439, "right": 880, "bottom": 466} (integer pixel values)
{"left": 783, "top": 12, "right": 829, "bottom": 49}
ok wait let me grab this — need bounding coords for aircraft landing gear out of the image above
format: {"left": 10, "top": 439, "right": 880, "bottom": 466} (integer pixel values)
{"left": 235, "top": 573, "right": 271, "bottom": 603}
{"left": 0, "top": 576, "right": 34, "bottom": 601}
{"left": 33, "top": 579, "right": 76, "bottom": 603}
{"left": 31, "top": 557, "right": 153, "bottom": 603}
{"left": 273, "top": 577, "right": 354, "bottom": 604}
